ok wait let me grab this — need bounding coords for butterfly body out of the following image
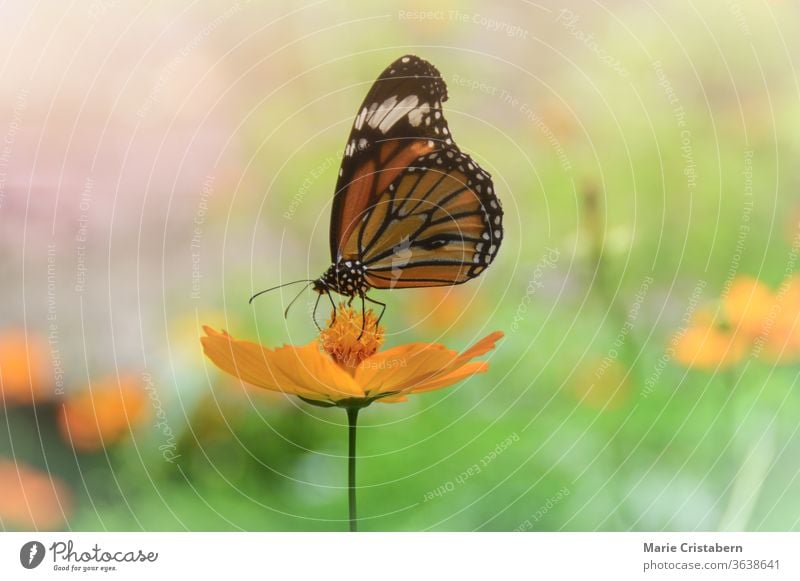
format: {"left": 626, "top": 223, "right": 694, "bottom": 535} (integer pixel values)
{"left": 313, "top": 260, "right": 370, "bottom": 297}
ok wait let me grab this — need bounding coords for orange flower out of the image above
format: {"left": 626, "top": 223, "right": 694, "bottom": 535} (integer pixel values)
{"left": 673, "top": 311, "right": 748, "bottom": 371}
{"left": 756, "top": 275, "right": 800, "bottom": 363}
{"left": 673, "top": 275, "right": 800, "bottom": 369}
{"left": 0, "top": 459, "right": 72, "bottom": 529}
{"left": 724, "top": 276, "right": 775, "bottom": 336}
{"left": 0, "top": 330, "right": 51, "bottom": 406}
{"left": 201, "top": 304, "right": 503, "bottom": 407}
{"left": 674, "top": 323, "right": 747, "bottom": 370}
{"left": 58, "top": 375, "right": 149, "bottom": 451}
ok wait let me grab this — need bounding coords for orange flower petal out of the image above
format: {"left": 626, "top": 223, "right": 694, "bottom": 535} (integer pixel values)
{"left": 407, "top": 361, "right": 489, "bottom": 394}
{"left": 453, "top": 331, "right": 505, "bottom": 365}
{"left": 355, "top": 342, "right": 456, "bottom": 395}
{"left": 201, "top": 327, "right": 364, "bottom": 402}
{"left": 724, "top": 276, "right": 775, "bottom": 336}
{"left": 356, "top": 332, "right": 502, "bottom": 397}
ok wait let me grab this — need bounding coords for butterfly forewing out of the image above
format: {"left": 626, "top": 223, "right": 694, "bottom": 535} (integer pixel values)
{"left": 330, "top": 55, "right": 453, "bottom": 261}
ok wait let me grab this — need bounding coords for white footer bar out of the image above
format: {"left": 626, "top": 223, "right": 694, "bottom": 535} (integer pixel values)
{"left": 1, "top": 532, "right": 797, "bottom": 580}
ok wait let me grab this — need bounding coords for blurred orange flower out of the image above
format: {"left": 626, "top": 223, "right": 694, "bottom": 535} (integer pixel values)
{"left": 724, "top": 276, "right": 775, "bottom": 336}
{"left": 201, "top": 303, "right": 502, "bottom": 407}
{"left": 673, "top": 274, "right": 800, "bottom": 369}
{"left": 0, "top": 460, "right": 72, "bottom": 529}
{"left": 58, "top": 376, "right": 149, "bottom": 451}
{"left": 754, "top": 276, "right": 800, "bottom": 363}
{"left": 673, "top": 313, "right": 749, "bottom": 370}
{"left": 0, "top": 330, "right": 51, "bottom": 405}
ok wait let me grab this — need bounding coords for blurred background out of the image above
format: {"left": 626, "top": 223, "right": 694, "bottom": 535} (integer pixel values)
{"left": 1, "top": 0, "right": 800, "bottom": 531}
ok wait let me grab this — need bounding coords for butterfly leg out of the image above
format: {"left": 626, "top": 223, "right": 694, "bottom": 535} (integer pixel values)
{"left": 327, "top": 291, "right": 337, "bottom": 326}
{"left": 311, "top": 292, "right": 323, "bottom": 332}
{"left": 356, "top": 295, "right": 367, "bottom": 340}
{"left": 364, "top": 294, "right": 387, "bottom": 330}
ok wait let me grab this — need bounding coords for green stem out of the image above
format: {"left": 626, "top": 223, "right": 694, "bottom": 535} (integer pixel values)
{"left": 346, "top": 407, "right": 359, "bottom": 532}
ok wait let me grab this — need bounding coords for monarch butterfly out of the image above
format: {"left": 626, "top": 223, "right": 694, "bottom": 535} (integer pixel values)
{"left": 252, "top": 55, "right": 503, "bottom": 330}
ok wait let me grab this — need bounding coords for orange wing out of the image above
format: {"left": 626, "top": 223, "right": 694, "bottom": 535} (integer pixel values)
{"left": 334, "top": 139, "right": 434, "bottom": 257}
{"left": 354, "top": 148, "right": 503, "bottom": 289}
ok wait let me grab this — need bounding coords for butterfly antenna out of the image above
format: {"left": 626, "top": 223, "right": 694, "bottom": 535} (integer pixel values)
{"left": 283, "top": 282, "right": 313, "bottom": 319}
{"left": 249, "top": 279, "right": 312, "bottom": 304}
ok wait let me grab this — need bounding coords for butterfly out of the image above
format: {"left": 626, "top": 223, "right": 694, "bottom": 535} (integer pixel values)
{"left": 252, "top": 55, "right": 503, "bottom": 331}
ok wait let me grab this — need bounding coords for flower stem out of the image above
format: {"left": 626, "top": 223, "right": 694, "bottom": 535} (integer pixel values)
{"left": 346, "top": 406, "right": 359, "bottom": 532}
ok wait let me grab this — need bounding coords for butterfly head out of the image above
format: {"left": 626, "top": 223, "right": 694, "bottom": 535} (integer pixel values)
{"left": 314, "top": 260, "right": 369, "bottom": 297}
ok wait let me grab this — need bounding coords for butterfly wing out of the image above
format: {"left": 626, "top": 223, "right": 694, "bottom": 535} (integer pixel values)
{"left": 355, "top": 148, "right": 503, "bottom": 288}
{"left": 330, "top": 54, "right": 503, "bottom": 289}
{"left": 330, "top": 55, "right": 453, "bottom": 262}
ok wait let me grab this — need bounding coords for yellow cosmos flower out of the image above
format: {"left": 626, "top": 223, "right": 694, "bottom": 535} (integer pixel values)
{"left": 201, "top": 304, "right": 502, "bottom": 408}
{"left": 201, "top": 303, "right": 502, "bottom": 532}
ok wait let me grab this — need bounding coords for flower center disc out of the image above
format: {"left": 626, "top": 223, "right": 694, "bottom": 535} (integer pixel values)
{"left": 320, "top": 304, "right": 384, "bottom": 370}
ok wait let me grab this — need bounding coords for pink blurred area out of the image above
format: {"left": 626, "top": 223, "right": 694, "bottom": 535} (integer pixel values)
{"left": 0, "top": 2, "right": 265, "bottom": 371}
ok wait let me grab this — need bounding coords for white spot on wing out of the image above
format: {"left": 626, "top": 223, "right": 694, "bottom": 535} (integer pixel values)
{"left": 367, "top": 96, "right": 399, "bottom": 129}
{"left": 377, "top": 95, "right": 419, "bottom": 133}
{"left": 408, "top": 102, "right": 430, "bottom": 127}
{"left": 354, "top": 107, "right": 368, "bottom": 130}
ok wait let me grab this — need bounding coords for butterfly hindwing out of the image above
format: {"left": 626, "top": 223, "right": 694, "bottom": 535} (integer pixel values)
{"left": 330, "top": 55, "right": 453, "bottom": 261}
{"left": 349, "top": 148, "right": 503, "bottom": 289}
